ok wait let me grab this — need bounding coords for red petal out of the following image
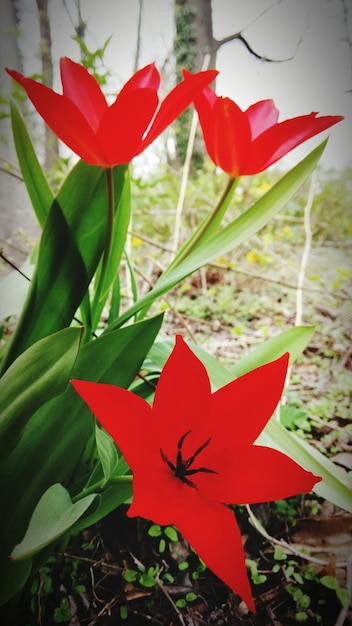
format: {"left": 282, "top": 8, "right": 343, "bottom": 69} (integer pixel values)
{"left": 60, "top": 57, "right": 108, "bottom": 132}
{"left": 127, "top": 458, "right": 193, "bottom": 525}
{"left": 127, "top": 462, "right": 255, "bottom": 611}
{"left": 247, "top": 112, "right": 344, "bottom": 174}
{"left": 246, "top": 99, "right": 279, "bottom": 139}
{"left": 204, "top": 353, "right": 289, "bottom": 451}
{"left": 193, "top": 445, "right": 321, "bottom": 504}
{"left": 175, "top": 495, "right": 255, "bottom": 612}
{"left": 188, "top": 83, "right": 218, "bottom": 165}
{"left": 97, "top": 88, "right": 159, "bottom": 163}
{"left": 118, "top": 62, "right": 160, "bottom": 97}
{"left": 151, "top": 335, "right": 212, "bottom": 462}
{"left": 6, "top": 69, "right": 107, "bottom": 165}
{"left": 71, "top": 380, "right": 152, "bottom": 469}
{"left": 212, "top": 97, "right": 251, "bottom": 176}
{"left": 126, "top": 467, "right": 254, "bottom": 610}
{"left": 140, "top": 69, "right": 218, "bottom": 151}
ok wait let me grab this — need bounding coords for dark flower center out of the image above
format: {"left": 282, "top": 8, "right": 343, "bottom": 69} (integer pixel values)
{"left": 160, "top": 429, "right": 218, "bottom": 488}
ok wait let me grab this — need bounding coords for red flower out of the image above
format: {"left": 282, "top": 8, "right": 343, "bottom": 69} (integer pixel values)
{"left": 6, "top": 59, "right": 217, "bottom": 167}
{"left": 182, "top": 71, "right": 343, "bottom": 177}
{"left": 72, "top": 336, "right": 320, "bottom": 611}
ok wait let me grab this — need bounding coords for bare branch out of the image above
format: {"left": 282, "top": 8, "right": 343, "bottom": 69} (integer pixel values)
{"left": 214, "top": 0, "right": 308, "bottom": 63}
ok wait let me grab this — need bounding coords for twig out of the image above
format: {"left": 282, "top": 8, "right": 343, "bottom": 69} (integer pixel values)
{"left": 155, "top": 567, "right": 187, "bottom": 626}
{"left": 215, "top": 0, "right": 308, "bottom": 63}
{"left": 130, "top": 229, "right": 174, "bottom": 253}
{"left": 0, "top": 251, "right": 31, "bottom": 280}
{"left": 208, "top": 260, "right": 347, "bottom": 297}
{"left": 57, "top": 551, "right": 123, "bottom": 572}
{"left": 284, "top": 171, "right": 317, "bottom": 399}
{"left": 0, "top": 251, "right": 98, "bottom": 335}
{"left": 295, "top": 171, "right": 317, "bottom": 327}
{"left": 334, "top": 553, "right": 352, "bottom": 626}
{"left": 170, "top": 54, "right": 210, "bottom": 260}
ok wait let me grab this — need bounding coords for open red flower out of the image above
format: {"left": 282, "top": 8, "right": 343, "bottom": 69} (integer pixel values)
{"left": 182, "top": 71, "right": 343, "bottom": 177}
{"left": 72, "top": 336, "right": 320, "bottom": 611}
{"left": 6, "top": 59, "right": 217, "bottom": 167}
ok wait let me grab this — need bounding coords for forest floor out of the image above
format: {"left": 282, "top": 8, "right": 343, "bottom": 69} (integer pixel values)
{"left": 3, "top": 243, "right": 351, "bottom": 626}
{"left": 1, "top": 169, "right": 352, "bottom": 625}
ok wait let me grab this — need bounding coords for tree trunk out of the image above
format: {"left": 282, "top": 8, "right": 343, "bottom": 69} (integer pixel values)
{"left": 35, "top": 0, "right": 59, "bottom": 171}
{"left": 174, "top": 0, "right": 216, "bottom": 168}
{"left": 175, "top": 0, "right": 216, "bottom": 75}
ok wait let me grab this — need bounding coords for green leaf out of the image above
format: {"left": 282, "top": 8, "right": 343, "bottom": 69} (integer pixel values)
{"left": 259, "top": 422, "right": 352, "bottom": 513}
{"left": 0, "top": 558, "right": 32, "bottom": 608}
{"left": 186, "top": 592, "right": 197, "bottom": 602}
{"left": 164, "top": 526, "right": 178, "bottom": 542}
{"left": 148, "top": 525, "right": 162, "bottom": 537}
{"left": 10, "top": 101, "right": 53, "bottom": 227}
{"left": 146, "top": 339, "right": 232, "bottom": 389}
{"left": 320, "top": 576, "right": 350, "bottom": 607}
{"left": 108, "top": 141, "right": 326, "bottom": 329}
{"left": 0, "top": 316, "right": 162, "bottom": 568}
{"left": 11, "top": 484, "right": 96, "bottom": 560}
{"left": 0, "top": 327, "right": 82, "bottom": 459}
{"left": 139, "top": 573, "right": 156, "bottom": 587}
{"left": 95, "top": 424, "right": 119, "bottom": 486}
{"left": 229, "top": 326, "right": 316, "bottom": 377}
{"left": 0, "top": 163, "right": 127, "bottom": 373}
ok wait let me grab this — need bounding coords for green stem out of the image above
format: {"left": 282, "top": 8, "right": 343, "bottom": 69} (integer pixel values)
{"left": 92, "top": 166, "right": 115, "bottom": 327}
{"left": 165, "top": 176, "right": 238, "bottom": 274}
{"left": 101, "top": 166, "right": 115, "bottom": 278}
{"left": 72, "top": 473, "right": 133, "bottom": 502}
{"left": 109, "top": 474, "right": 133, "bottom": 483}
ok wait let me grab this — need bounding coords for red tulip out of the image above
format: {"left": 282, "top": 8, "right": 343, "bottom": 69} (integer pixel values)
{"left": 6, "top": 59, "right": 217, "bottom": 167}
{"left": 72, "top": 335, "right": 320, "bottom": 611}
{"left": 182, "top": 71, "right": 343, "bottom": 177}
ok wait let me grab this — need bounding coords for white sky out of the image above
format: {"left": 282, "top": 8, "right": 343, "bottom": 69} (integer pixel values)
{"left": 12, "top": 0, "right": 352, "bottom": 169}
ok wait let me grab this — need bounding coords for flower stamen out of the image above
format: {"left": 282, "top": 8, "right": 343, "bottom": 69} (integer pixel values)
{"left": 160, "top": 430, "right": 218, "bottom": 488}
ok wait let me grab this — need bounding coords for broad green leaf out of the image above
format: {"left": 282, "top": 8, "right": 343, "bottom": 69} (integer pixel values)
{"left": 0, "top": 558, "right": 32, "bottom": 608}
{"left": 208, "top": 340, "right": 352, "bottom": 513}
{"left": 0, "top": 163, "right": 127, "bottom": 373}
{"left": 229, "top": 326, "right": 316, "bottom": 377}
{"left": 108, "top": 141, "right": 326, "bottom": 330}
{"left": 108, "top": 273, "right": 121, "bottom": 323}
{"left": 146, "top": 339, "right": 233, "bottom": 390}
{"left": 259, "top": 421, "right": 352, "bottom": 513}
{"left": 95, "top": 424, "right": 119, "bottom": 486}
{"left": 10, "top": 101, "right": 53, "bottom": 227}
{"left": 146, "top": 327, "right": 314, "bottom": 391}
{"left": 0, "top": 315, "right": 162, "bottom": 568}
{"left": 0, "top": 327, "right": 82, "bottom": 459}
{"left": 11, "top": 484, "right": 96, "bottom": 560}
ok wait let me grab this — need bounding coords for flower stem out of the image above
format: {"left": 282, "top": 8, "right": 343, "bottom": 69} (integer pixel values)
{"left": 92, "top": 167, "right": 115, "bottom": 327}
{"left": 165, "top": 175, "right": 238, "bottom": 273}
{"left": 102, "top": 166, "right": 115, "bottom": 278}
{"left": 72, "top": 473, "right": 133, "bottom": 502}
